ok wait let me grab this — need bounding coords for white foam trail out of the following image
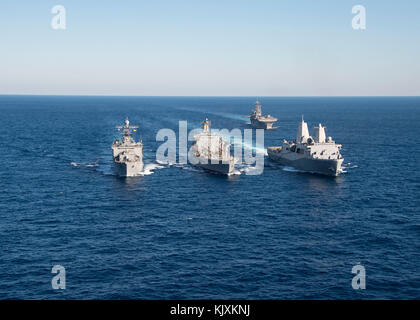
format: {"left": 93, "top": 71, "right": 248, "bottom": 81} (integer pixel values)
{"left": 229, "top": 169, "right": 242, "bottom": 176}
{"left": 155, "top": 159, "right": 173, "bottom": 165}
{"left": 144, "top": 163, "right": 164, "bottom": 171}
{"left": 70, "top": 161, "right": 99, "bottom": 168}
{"left": 341, "top": 162, "right": 358, "bottom": 171}
{"left": 282, "top": 166, "right": 303, "bottom": 173}
{"left": 155, "top": 159, "right": 185, "bottom": 168}
{"left": 139, "top": 162, "right": 165, "bottom": 175}
{"left": 235, "top": 162, "right": 265, "bottom": 175}
{"left": 241, "top": 166, "right": 264, "bottom": 175}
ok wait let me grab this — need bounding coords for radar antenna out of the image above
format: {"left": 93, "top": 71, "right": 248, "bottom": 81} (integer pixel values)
{"left": 116, "top": 117, "right": 139, "bottom": 137}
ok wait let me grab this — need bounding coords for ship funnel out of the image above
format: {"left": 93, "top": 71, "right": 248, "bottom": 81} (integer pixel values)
{"left": 314, "top": 123, "right": 326, "bottom": 143}
{"left": 296, "top": 116, "right": 310, "bottom": 143}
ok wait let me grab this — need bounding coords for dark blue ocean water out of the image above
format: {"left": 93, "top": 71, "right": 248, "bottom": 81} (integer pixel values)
{"left": 0, "top": 96, "right": 419, "bottom": 299}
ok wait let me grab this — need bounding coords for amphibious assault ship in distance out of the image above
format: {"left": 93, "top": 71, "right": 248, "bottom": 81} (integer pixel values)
{"left": 249, "top": 100, "right": 278, "bottom": 129}
{"left": 112, "top": 118, "right": 144, "bottom": 177}
{"left": 190, "top": 118, "right": 235, "bottom": 175}
{"left": 267, "top": 117, "right": 344, "bottom": 176}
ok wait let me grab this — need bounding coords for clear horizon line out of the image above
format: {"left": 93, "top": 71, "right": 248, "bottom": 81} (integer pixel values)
{"left": 0, "top": 94, "right": 419, "bottom": 98}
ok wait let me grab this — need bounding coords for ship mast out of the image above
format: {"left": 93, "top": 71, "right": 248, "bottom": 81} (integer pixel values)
{"left": 296, "top": 115, "right": 310, "bottom": 143}
{"left": 116, "top": 118, "right": 138, "bottom": 136}
{"left": 116, "top": 118, "right": 139, "bottom": 144}
{"left": 202, "top": 118, "right": 211, "bottom": 133}
{"left": 254, "top": 100, "right": 262, "bottom": 116}
{"left": 314, "top": 123, "right": 326, "bottom": 143}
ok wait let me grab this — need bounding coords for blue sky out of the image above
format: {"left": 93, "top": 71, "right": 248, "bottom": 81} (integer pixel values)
{"left": 1, "top": 0, "right": 419, "bottom": 96}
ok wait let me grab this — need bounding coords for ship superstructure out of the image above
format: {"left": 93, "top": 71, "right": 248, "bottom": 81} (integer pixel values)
{"left": 267, "top": 117, "right": 344, "bottom": 176}
{"left": 190, "top": 118, "right": 235, "bottom": 175}
{"left": 112, "top": 118, "right": 144, "bottom": 177}
{"left": 249, "top": 100, "right": 278, "bottom": 129}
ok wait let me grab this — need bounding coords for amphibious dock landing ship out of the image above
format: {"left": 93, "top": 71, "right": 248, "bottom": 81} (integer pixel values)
{"left": 267, "top": 117, "right": 344, "bottom": 176}
{"left": 190, "top": 118, "right": 235, "bottom": 175}
{"left": 249, "top": 100, "right": 278, "bottom": 129}
{"left": 112, "top": 118, "right": 144, "bottom": 177}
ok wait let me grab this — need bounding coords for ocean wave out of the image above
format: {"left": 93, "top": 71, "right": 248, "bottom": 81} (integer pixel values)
{"left": 141, "top": 163, "right": 165, "bottom": 175}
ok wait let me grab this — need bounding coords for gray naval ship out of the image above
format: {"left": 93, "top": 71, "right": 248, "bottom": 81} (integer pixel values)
{"left": 267, "top": 117, "right": 344, "bottom": 176}
{"left": 249, "top": 100, "right": 278, "bottom": 129}
{"left": 112, "top": 118, "right": 144, "bottom": 177}
{"left": 190, "top": 118, "right": 235, "bottom": 175}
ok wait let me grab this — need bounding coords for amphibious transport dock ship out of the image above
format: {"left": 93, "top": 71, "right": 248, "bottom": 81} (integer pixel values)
{"left": 267, "top": 117, "right": 344, "bottom": 176}
{"left": 249, "top": 100, "right": 278, "bottom": 129}
{"left": 112, "top": 118, "right": 144, "bottom": 177}
{"left": 190, "top": 118, "right": 235, "bottom": 175}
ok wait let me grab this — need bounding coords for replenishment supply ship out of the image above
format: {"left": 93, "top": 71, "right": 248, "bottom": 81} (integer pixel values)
{"left": 267, "top": 117, "right": 344, "bottom": 176}
{"left": 112, "top": 118, "right": 144, "bottom": 177}
{"left": 190, "top": 118, "right": 235, "bottom": 175}
{"left": 249, "top": 100, "right": 278, "bottom": 129}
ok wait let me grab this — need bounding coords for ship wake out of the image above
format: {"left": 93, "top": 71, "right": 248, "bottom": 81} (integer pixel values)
{"left": 141, "top": 163, "right": 165, "bottom": 175}
{"left": 70, "top": 160, "right": 99, "bottom": 168}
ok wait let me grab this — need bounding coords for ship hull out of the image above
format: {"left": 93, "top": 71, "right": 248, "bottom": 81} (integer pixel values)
{"left": 113, "top": 161, "right": 144, "bottom": 177}
{"left": 194, "top": 158, "right": 235, "bottom": 175}
{"left": 267, "top": 149, "right": 343, "bottom": 176}
{"left": 250, "top": 118, "right": 276, "bottom": 130}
